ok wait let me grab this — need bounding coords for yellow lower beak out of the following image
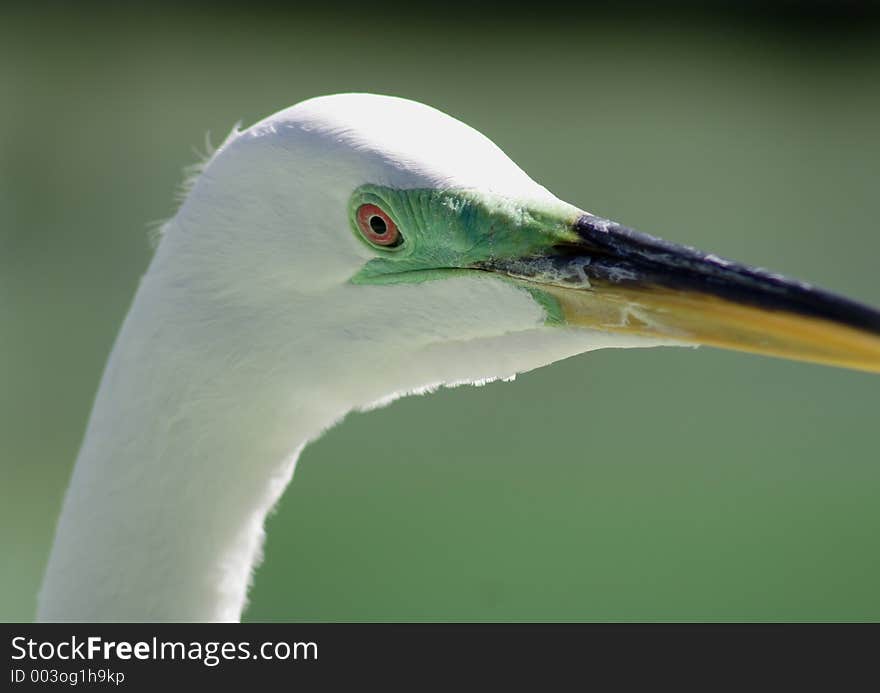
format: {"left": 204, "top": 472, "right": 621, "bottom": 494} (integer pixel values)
{"left": 544, "top": 280, "right": 880, "bottom": 374}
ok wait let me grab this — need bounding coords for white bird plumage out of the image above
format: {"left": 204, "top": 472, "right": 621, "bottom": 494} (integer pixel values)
{"left": 38, "top": 94, "right": 665, "bottom": 622}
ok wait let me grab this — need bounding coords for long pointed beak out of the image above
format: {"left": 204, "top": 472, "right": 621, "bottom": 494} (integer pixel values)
{"left": 483, "top": 213, "right": 880, "bottom": 374}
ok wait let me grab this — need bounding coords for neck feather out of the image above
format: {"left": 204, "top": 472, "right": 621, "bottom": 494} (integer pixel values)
{"left": 37, "top": 254, "right": 338, "bottom": 622}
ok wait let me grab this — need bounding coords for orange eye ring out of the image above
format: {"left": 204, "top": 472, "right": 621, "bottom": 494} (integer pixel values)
{"left": 356, "top": 204, "right": 401, "bottom": 247}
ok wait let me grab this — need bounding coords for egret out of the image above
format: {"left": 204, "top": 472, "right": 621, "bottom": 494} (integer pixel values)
{"left": 38, "top": 93, "right": 880, "bottom": 622}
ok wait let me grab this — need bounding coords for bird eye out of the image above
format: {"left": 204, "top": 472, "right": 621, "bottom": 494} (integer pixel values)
{"left": 355, "top": 204, "right": 402, "bottom": 248}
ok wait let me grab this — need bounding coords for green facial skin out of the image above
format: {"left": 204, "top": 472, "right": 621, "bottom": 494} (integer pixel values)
{"left": 348, "top": 185, "right": 581, "bottom": 324}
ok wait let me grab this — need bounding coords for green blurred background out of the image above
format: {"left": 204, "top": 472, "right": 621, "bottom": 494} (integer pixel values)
{"left": 2, "top": 3, "right": 879, "bottom": 622}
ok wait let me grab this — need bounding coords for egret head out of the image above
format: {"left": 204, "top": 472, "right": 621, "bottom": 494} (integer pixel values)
{"left": 160, "top": 93, "right": 880, "bottom": 417}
